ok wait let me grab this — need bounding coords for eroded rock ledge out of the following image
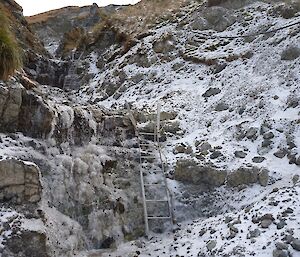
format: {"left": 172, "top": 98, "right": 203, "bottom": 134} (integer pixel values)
{"left": 0, "top": 159, "right": 42, "bottom": 204}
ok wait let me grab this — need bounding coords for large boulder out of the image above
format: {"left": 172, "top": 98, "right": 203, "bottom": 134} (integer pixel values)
{"left": 175, "top": 159, "right": 227, "bottom": 189}
{"left": 227, "top": 166, "right": 269, "bottom": 187}
{"left": 175, "top": 160, "right": 269, "bottom": 188}
{"left": 0, "top": 159, "right": 42, "bottom": 204}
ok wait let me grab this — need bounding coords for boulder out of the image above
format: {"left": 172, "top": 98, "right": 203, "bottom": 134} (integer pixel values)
{"left": 196, "top": 141, "right": 212, "bottom": 154}
{"left": 292, "top": 238, "right": 300, "bottom": 251}
{"left": 0, "top": 83, "right": 55, "bottom": 138}
{"left": 252, "top": 156, "right": 265, "bottom": 163}
{"left": 0, "top": 159, "right": 42, "bottom": 204}
{"left": 210, "top": 150, "right": 223, "bottom": 159}
{"left": 227, "top": 166, "right": 260, "bottom": 187}
{"left": 206, "top": 240, "right": 217, "bottom": 251}
{"left": 281, "top": 46, "right": 300, "bottom": 61}
{"left": 247, "top": 228, "right": 261, "bottom": 238}
{"left": 246, "top": 127, "right": 258, "bottom": 140}
{"left": 234, "top": 151, "right": 247, "bottom": 158}
{"left": 273, "top": 150, "right": 287, "bottom": 159}
{"left": 258, "top": 169, "right": 269, "bottom": 186}
{"left": 202, "top": 87, "right": 221, "bottom": 97}
{"left": 215, "top": 102, "right": 229, "bottom": 111}
{"left": 275, "top": 242, "right": 289, "bottom": 250}
{"left": 272, "top": 249, "right": 289, "bottom": 257}
{"left": 263, "top": 131, "right": 275, "bottom": 140}
{"left": 173, "top": 143, "right": 193, "bottom": 154}
{"left": 261, "top": 219, "right": 273, "bottom": 228}
{"left": 174, "top": 159, "right": 227, "bottom": 188}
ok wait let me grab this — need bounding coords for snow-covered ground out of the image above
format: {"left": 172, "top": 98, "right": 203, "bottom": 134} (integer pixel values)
{"left": 70, "top": 1, "right": 300, "bottom": 256}
{"left": 1, "top": 0, "right": 299, "bottom": 256}
{"left": 92, "top": 183, "right": 300, "bottom": 257}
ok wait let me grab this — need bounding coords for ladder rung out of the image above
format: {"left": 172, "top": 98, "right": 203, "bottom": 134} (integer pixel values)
{"left": 141, "top": 151, "right": 155, "bottom": 155}
{"left": 146, "top": 199, "right": 168, "bottom": 202}
{"left": 141, "top": 156, "right": 156, "bottom": 159}
{"left": 144, "top": 184, "right": 165, "bottom": 186}
{"left": 148, "top": 216, "right": 171, "bottom": 220}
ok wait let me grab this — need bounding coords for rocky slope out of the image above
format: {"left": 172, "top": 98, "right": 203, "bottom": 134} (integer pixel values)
{"left": 0, "top": 0, "right": 299, "bottom": 256}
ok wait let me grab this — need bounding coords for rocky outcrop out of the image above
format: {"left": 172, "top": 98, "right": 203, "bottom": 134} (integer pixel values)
{"left": 227, "top": 166, "right": 269, "bottom": 187}
{"left": 175, "top": 159, "right": 269, "bottom": 188}
{"left": 175, "top": 159, "right": 227, "bottom": 189}
{"left": 0, "top": 82, "right": 55, "bottom": 137}
{"left": 0, "top": 83, "right": 23, "bottom": 130}
{"left": 2, "top": 231, "right": 48, "bottom": 257}
{"left": 27, "top": 4, "right": 104, "bottom": 56}
{"left": 19, "top": 91, "right": 55, "bottom": 138}
{"left": 0, "top": 159, "right": 42, "bottom": 204}
{"left": 25, "top": 51, "right": 67, "bottom": 87}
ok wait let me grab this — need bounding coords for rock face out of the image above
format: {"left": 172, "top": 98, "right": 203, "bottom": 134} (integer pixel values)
{"left": 19, "top": 91, "right": 55, "bottom": 138}
{"left": 0, "top": 82, "right": 54, "bottom": 137}
{"left": 0, "top": 83, "right": 23, "bottom": 131}
{"left": 0, "top": 0, "right": 299, "bottom": 256}
{"left": 27, "top": 4, "right": 104, "bottom": 55}
{"left": 0, "top": 159, "right": 42, "bottom": 204}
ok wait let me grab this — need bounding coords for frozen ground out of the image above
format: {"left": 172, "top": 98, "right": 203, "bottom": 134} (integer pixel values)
{"left": 71, "top": 1, "right": 300, "bottom": 256}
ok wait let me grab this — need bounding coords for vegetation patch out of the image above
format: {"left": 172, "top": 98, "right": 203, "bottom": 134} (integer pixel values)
{"left": 0, "top": 9, "right": 22, "bottom": 80}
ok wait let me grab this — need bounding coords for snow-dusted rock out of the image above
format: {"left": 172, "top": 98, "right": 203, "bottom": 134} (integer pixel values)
{"left": 0, "top": 159, "right": 42, "bottom": 204}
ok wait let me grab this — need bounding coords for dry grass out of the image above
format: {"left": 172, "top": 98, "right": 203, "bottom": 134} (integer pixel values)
{"left": 105, "top": 0, "right": 189, "bottom": 35}
{"left": 92, "top": 0, "right": 190, "bottom": 52}
{"left": 0, "top": 9, "right": 22, "bottom": 80}
{"left": 61, "top": 27, "right": 87, "bottom": 54}
{"left": 27, "top": 6, "right": 80, "bottom": 24}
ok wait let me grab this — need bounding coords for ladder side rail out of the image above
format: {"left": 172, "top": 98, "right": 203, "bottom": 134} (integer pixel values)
{"left": 156, "top": 102, "right": 161, "bottom": 144}
{"left": 139, "top": 140, "right": 150, "bottom": 236}
{"left": 156, "top": 103, "right": 174, "bottom": 227}
{"left": 157, "top": 141, "right": 174, "bottom": 226}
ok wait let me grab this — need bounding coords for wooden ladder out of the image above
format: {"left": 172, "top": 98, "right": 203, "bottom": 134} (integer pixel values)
{"left": 126, "top": 103, "right": 174, "bottom": 236}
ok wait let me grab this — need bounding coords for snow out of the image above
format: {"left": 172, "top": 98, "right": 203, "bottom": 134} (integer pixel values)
{"left": 1, "top": 0, "right": 300, "bottom": 256}
{"left": 91, "top": 183, "right": 300, "bottom": 257}
{"left": 0, "top": 209, "right": 20, "bottom": 247}
{"left": 70, "top": 1, "right": 300, "bottom": 255}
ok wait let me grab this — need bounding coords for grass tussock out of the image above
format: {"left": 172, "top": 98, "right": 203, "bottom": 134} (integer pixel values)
{"left": 0, "top": 10, "right": 22, "bottom": 81}
{"left": 62, "top": 27, "right": 87, "bottom": 53}
{"left": 92, "top": 0, "right": 189, "bottom": 52}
